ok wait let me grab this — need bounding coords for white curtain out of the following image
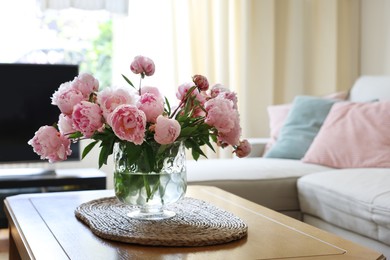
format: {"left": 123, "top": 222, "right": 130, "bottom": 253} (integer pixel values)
{"left": 39, "top": 0, "right": 128, "bottom": 15}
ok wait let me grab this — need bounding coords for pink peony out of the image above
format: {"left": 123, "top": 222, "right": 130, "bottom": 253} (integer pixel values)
{"left": 71, "top": 73, "right": 99, "bottom": 99}
{"left": 193, "top": 74, "right": 209, "bottom": 91}
{"left": 154, "top": 116, "right": 181, "bottom": 145}
{"left": 176, "top": 82, "right": 197, "bottom": 101}
{"left": 218, "top": 118, "right": 241, "bottom": 147}
{"left": 72, "top": 101, "right": 104, "bottom": 138}
{"left": 204, "top": 97, "right": 236, "bottom": 133}
{"left": 210, "top": 84, "right": 225, "bottom": 98}
{"left": 51, "top": 81, "right": 84, "bottom": 115}
{"left": 220, "top": 91, "right": 238, "bottom": 109}
{"left": 110, "top": 104, "right": 146, "bottom": 145}
{"left": 97, "top": 87, "right": 137, "bottom": 121}
{"left": 140, "top": 86, "right": 162, "bottom": 97}
{"left": 28, "top": 126, "right": 72, "bottom": 163}
{"left": 58, "top": 114, "right": 76, "bottom": 135}
{"left": 210, "top": 84, "right": 238, "bottom": 109}
{"left": 138, "top": 86, "right": 164, "bottom": 123}
{"left": 130, "top": 55, "right": 155, "bottom": 76}
{"left": 234, "top": 139, "right": 251, "bottom": 158}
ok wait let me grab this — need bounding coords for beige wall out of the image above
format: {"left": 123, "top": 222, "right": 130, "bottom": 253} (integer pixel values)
{"left": 360, "top": 0, "right": 390, "bottom": 75}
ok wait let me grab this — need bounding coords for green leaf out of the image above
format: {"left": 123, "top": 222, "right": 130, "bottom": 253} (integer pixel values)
{"left": 179, "top": 126, "right": 197, "bottom": 137}
{"left": 121, "top": 74, "right": 135, "bottom": 88}
{"left": 210, "top": 134, "right": 218, "bottom": 143}
{"left": 124, "top": 142, "right": 142, "bottom": 165}
{"left": 164, "top": 96, "right": 171, "bottom": 115}
{"left": 142, "top": 143, "right": 155, "bottom": 172}
{"left": 156, "top": 144, "right": 168, "bottom": 156}
{"left": 82, "top": 140, "right": 99, "bottom": 159}
{"left": 183, "top": 95, "right": 195, "bottom": 116}
{"left": 98, "top": 139, "right": 115, "bottom": 168}
{"left": 69, "top": 131, "right": 83, "bottom": 139}
{"left": 185, "top": 139, "right": 207, "bottom": 159}
{"left": 192, "top": 149, "right": 200, "bottom": 161}
{"left": 184, "top": 85, "right": 197, "bottom": 99}
{"left": 201, "top": 136, "right": 215, "bottom": 152}
{"left": 191, "top": 143, "right": 207, "bottom": 158}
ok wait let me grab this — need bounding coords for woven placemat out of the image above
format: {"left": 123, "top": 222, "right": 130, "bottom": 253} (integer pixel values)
{"left": 75, "top": 197, "right": 247, "bottom": 247}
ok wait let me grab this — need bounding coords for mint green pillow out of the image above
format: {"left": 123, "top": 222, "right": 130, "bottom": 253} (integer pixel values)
{"left": 264, "top": 95, "right": 338, "bottom": 159}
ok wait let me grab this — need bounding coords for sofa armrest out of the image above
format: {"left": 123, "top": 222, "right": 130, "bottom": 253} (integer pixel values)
{"left": 246, "top": 138, "right": 270, "bottom": 158}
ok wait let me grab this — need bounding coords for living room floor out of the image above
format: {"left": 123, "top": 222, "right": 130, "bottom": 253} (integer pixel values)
{"left": 0, "top": 229, "right": 8, "bottom": 259}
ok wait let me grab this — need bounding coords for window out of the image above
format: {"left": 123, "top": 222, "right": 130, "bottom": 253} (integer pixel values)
{"left": 0, "top": 0, "right": 113, "bottom": 87}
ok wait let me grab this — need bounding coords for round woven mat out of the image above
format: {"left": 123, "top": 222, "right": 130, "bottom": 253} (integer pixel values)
{"left": 75, "top": 197, "right": 247, "bottom": 247}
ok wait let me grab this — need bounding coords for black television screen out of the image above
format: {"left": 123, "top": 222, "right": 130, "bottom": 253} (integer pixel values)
{"left": 0, "top": 63, "right": 80, "bottom": 163}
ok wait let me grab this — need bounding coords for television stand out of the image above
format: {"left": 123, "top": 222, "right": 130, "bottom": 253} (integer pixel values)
{"left": 0, "top": 168, "right": 56, "bottom": 179}
{"left": 0, "top": 168, "right": 106, "bottom": 228}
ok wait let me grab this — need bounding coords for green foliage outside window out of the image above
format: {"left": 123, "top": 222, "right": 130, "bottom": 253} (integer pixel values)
{"left": 80, "top": 20, "right": 113, "bottom": 88}
{"left": 17, "top": 10, "right": 113, "bottom": 88}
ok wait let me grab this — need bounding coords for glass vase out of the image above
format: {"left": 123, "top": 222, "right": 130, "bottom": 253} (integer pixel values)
{"left": 114, "top": 141, "right": 187, "bottom": 220}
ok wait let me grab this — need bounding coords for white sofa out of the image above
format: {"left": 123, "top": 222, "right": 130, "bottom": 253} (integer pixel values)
{"left": 187, "top": 76, "right": 390, "bottom": 258}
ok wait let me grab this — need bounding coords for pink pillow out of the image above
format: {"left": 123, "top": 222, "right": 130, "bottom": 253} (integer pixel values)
{"left": 265, "top": 103, "right": 291, "bottom": 152}
{"left": 302, "top": 101, "right": 390, "bottom": 168}
{"left": 323, "top": 91, "right": 349, "bottom": 100}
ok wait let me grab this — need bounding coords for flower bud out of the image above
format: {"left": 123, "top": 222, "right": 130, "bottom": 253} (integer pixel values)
{"left": 234, "top": 139, "right": 252, "bottom": 158}
{"left": 193, "top": 74, "right": 209, "bottom": 91}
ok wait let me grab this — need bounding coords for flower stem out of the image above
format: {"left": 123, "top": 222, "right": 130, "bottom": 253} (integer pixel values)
{"left": 170, "top": 86, "right": 198, "bottom": 119}
{"left": 138, "top": 74, "right": 143, "bottom": 95}
{"left": 170, "top": 101, "right": 184, "bottom": 119}
{"left": 143, "top": 175, "right": 152, "bottom": 202}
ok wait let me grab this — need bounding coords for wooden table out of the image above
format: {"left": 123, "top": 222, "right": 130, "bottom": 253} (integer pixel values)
{"left": 4, "top": 186, "right": 386, "bottom": 260}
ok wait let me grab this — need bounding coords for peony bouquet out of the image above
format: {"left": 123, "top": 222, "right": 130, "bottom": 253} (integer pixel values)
{"left": 28, "top": 55, "right": 251, "bottom": 172}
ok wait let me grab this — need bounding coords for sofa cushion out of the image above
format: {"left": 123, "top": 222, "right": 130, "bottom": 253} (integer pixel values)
{"left": 302, "top": 101, "right": 390, "bottom": 168}
{"left": 298, "top": 169, "right": 390, "bottom": 246}
{"left": 187, "top": 157, "right": 332, "bottom": 212}
{"left": 264, "top": 96, "right": 338, "bottom": 159}
{"left": 349, "top": 76, "right": 390, "bottom": 102}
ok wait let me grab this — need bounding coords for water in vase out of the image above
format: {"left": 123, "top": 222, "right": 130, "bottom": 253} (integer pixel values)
{"left": 114, "top": 171, "right": 187, "bottom": 208}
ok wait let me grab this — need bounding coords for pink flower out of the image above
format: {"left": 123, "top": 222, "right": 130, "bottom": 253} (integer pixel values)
{"left": 210, "top": 84, "right": 238, "bottom": 109}
{"left": 51, "top": 82, "right": 84, "bottom": 115}
{"left": 210, "top": 84, "right": 225, "bottom": 97}
{"left": 130, "top": 55, "right": 155, "bottom": 76}
{"left": 58, "top": 114, "right": 76, "bottom": 135}
{"left": 218, "top": 119, "right": 241, "bottom": 146}
{"left": 72, "top": 101, "right": 104, "bottom": 138}
{"left": 193, "top": 74, "right": 209, "bottom": 91}
{"left": 71, "top": 73, "right": 99, "bottom": 99}
{"left": 234, "top": 139, "right": 251, "bottom": 158}
{"left": 28, "top": 126, "right": 71, "bottom": 163}
{"left": 140, "top": 86, "right": 162, "bottom": 97}
{"left": 204, "top": 97, "right": 236, "bottom": 133}
{"left": 154, "top": 116, "right": 181, "bottom": 145}
{"left": 110, "top": 104, "right": 146, "bottom": 144}
{"left": 97, "top": 87, "right": 137, "bottom": 121}
{"left": 205, "top": 94, "right": 242, "bottom": 146}
{"left": 138, "top": 86, "right": 164, "bottom": 123}
{"left": 176, "top": 82, "right": 197, "bottom": 101}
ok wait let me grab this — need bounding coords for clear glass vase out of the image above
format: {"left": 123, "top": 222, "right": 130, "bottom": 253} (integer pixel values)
{"left": 114, "top": 141, "right": 187, "bottom": 220}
